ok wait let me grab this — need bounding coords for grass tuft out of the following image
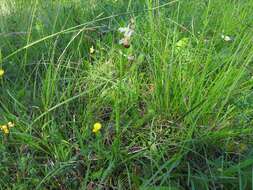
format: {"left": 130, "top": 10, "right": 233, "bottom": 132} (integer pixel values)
{"left": 1, "top": 0, "right": 253, "bottom": 189}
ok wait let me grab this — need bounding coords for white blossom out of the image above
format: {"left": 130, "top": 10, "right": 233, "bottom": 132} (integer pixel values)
{"left": 221, "top": 34, "right": 233, "bottom": 42}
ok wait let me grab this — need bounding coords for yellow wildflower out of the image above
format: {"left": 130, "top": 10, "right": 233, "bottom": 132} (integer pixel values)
{"left": 92, "top": 122, "right": 102, "bottom": 133}
{"left": 7, "top": 122, "right": 15, "bottom": 128}
{"left": 1, "top": 125, "right": 9, "bottom": 134}
{"left": 0, "top": 69, "right": 4, "bottom": 77}
{"left": 90, "top": 46, "right": 95, "bottom": 54}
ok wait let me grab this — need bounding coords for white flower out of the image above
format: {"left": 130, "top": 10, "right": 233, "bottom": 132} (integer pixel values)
{"left": 89, "top": 46, "right": 95, "bottom": 54}
{"left": 127, "top": 55, "right": 135, "bottom": 62}
{"left": 221, "top": 34, "right": 232, "bottom": 42}
{"left": 118, "top": 19, "right": 135, "bottom": 48}
{"left": 119, "top": 38, "right": 125, "bottom": 45}
{"left": 118, "top": 27, "right": 128, "bottom": 33}
{"left": 118, "top": 25, "right": 134, "bottom": 38}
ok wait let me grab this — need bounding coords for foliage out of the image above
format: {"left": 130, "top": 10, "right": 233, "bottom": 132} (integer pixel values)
{"left": 0, "top": 0, "right": 253, "bottom": 189}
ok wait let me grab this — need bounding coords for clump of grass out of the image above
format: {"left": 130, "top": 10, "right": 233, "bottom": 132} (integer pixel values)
{"left": 1, "top": 0, "right": 253, "bottom": 189}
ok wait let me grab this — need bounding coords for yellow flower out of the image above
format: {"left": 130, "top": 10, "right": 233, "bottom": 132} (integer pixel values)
{"left": 90, "top": 46, "right": 95, "bottom": 54}
{"left": 1, "top": 125, "right": 9, "bottom": 134}
{"left": 92, "top": 122, "right": 102, "bottom": 133}
{"left": 7, "top": 122, "right": 15, "bottom": 128}
{"left": 0, "top": 69, "right": 4, "bottom": 77}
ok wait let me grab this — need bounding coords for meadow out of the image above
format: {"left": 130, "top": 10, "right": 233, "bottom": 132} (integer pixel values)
{"left": 0, "top": 0, "right": 253, "bottom": 189}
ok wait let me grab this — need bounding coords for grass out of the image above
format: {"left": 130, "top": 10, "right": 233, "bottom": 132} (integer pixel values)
{"left": 0, "top": 0, "right": 253, "bottom": 189}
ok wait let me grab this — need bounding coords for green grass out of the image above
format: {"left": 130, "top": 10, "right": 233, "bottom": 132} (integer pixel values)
{"left": 1, "top": 0, "right": 253, "bottom": 189}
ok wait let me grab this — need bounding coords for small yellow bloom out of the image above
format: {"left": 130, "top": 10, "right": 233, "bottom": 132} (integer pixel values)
{"left": 1, "top": 125, "right": 9, "bottom": 134}
{"left": 90, "top": 46, "right": 95, "bottom": 54}
{"left": 92, "top": 122, "right": 102, "bottom": 133}
{"left": 0, "top": 69, "right": 4, "bottom": 77}
{"left": 7, "top": 122, "right": 15, "bottom": 128}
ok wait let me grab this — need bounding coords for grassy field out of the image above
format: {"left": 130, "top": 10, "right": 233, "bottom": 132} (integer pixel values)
{"left": 1, "top": 0, "right": 253, "bottom": 189}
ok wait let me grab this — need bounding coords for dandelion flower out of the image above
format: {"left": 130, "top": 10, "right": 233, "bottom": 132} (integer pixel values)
{"left": 90, "top": 46, "right": 95, "bottom": 54}
{"left": 0, "top": 125, "right": 9, "bottom": 134}
{"left": 0, "top": 69, "right": 4, "bottom": 77}
{"left": 92, "top": 122, "right": 102, "bottom": 133}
